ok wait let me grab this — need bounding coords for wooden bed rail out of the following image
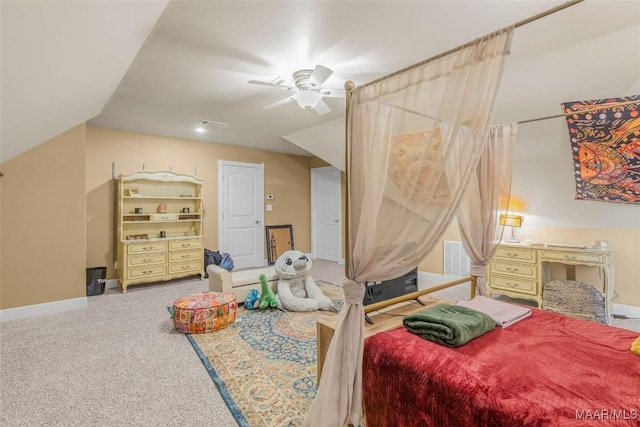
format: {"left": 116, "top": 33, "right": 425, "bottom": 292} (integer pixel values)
{"left": 363, "top": 275, "right": 476, "bottom": 314}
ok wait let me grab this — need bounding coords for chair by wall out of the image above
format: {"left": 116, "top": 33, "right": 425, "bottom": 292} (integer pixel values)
{"left": 542, "top": 280, "right": 609, "bottom": 325}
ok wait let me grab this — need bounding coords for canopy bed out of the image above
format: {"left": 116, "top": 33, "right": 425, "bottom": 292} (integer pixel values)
{"left": 302, "top": 1, "right": 639, "bottom": 426}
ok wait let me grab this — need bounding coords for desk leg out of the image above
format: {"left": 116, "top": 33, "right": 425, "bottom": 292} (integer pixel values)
{"left": 316, "top": 321, "right": 335, "bottom": 382}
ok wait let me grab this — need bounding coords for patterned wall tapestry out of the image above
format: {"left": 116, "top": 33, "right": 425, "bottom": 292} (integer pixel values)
{"left": 561, "top": 95, "right": 640, "bottom": 204}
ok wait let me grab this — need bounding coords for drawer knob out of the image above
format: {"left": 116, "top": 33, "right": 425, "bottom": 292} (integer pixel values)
{"left": 563, "top": 255, "right": 578, "bottom": 260}
{"left": 506, "top": 267, "right": 519, "bottom": 273}
{"left": 506, "top": 252, "right": 519, "bottom": 258}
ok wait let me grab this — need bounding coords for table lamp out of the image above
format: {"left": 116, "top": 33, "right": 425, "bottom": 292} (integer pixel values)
{"left": 499, "top": 196, "right": 524, "bottom": 243}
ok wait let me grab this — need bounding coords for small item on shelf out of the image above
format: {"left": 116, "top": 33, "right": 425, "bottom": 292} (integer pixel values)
{"left": 157, "top": 202, "right": 168, "bottom": 213}
{"left": 127, "top": 188, "right": 141, "bottom": 197}
{"left": 183, "top": 207, "right": 190, "bottom": 213}
{"left": 160, "top": 231, "right": 166, "bottom": 238}
{"left": 186, "top": 222, "right": 195, "bottom": 236}
{"left": 126, "top": 234, "right": 149, "bottom": 240}
{"left": 180, "top": 193, "right": 193, "bottom": 197}
{"left": 134, "top": 207, "right": 143, "bottom": 214}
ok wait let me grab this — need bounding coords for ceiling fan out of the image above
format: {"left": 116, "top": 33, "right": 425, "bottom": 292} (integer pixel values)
{"left": 248, "top": 65, "right": 344, "bottom": 115}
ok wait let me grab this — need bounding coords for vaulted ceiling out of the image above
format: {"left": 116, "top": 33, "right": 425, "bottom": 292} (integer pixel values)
{"left": 2, "top": 1, "right": 639, "bottom": 163}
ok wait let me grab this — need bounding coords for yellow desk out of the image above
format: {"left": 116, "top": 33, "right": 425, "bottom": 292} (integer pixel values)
{"left": 487, "top": 243, "right": 614, "bottom": 314}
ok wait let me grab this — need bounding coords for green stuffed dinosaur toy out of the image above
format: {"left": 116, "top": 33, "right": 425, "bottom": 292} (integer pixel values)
{"left": 258, "top": 274, "right": 278, "bottom": 310}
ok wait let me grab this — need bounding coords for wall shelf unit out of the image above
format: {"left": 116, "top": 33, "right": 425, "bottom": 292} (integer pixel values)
{"left": 116, "top": 170, "right": 204, "bottom": 293}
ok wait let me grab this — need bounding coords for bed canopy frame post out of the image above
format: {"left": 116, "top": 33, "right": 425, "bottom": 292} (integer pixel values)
{"left": 343, "top": 80, "right": 355, "bottom": 279}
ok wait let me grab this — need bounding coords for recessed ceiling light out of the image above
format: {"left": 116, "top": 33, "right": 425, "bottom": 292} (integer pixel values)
{"left": 195, "top": 127, "right": 205, "bottom": 133}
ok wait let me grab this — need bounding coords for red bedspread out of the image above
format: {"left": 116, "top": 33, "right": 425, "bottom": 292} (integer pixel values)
{"left": 363, "top": 308, "right": 640, "bottom": 426}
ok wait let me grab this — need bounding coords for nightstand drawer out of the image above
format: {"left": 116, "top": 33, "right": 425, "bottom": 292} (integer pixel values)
{"left": 493, "top": 247, "right": 536, "bottom": 263}
{"left": 168, "top": 250, "right": 201, "bottom": 263}
{"left": 128, "top": 253, "right": 166, "bottom": 267}
{"left": 490, "top": 261, "right": 537, "bottom": 279}
{"left": 490, "top": 276, "right": 537, "bottom": 295}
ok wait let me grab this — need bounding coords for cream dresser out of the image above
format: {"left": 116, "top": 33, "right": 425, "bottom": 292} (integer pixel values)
{"left": 116, "top": 171, "right": 204, "bottom": 293}
{"left": 487, "top": 243, "right": 614, "bottom": 314}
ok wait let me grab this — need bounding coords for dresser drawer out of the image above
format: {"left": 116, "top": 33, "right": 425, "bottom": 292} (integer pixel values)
{"left": 540, "top": 250, "right": 604, "bottom": 264}
{"left": 490, "top": 261, "right": 537, "bottom": 279}
{"left": 168, "top": 249, "right": 201, "bottom": 263}
{"left": 127, "top": 264, "right": 167, "bottom": 279}
{"left": 493, "top": 247, "right": 536, "bottom": 263}
{"left": 490, "top": 276, "right": 537, "bottom": 295}
{"left": 169, "top": 239, "right": 202, "bottom": 251}
{"left": 168, "top": 260, "right": 201, "bottom": 274}
{"left": 128, "top": 253, "right": 166, "bottom": 267}
{"left": 127, "top": 242, "right": 167, "bottom": 254}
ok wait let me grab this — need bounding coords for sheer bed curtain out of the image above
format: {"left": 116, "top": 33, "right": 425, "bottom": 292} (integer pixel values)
{"left": 457, "top": 123, "right": 517, "bottom": 296}
{"left": 303, "top": 27, "right": 514, "bottom": 427}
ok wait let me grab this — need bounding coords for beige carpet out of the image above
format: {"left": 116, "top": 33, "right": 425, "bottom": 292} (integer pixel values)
{"left": 1, "top": 259, "right": 638, "bottom": 426}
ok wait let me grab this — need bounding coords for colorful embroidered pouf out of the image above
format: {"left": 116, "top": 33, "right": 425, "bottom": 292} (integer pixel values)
{"left": 172, "top": 292, "right": 237, "bottom": 334}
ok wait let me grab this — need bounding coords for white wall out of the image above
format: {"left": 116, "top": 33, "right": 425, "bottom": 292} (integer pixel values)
{"left": 512, "top": 119, "right": 640, "bottom": 234}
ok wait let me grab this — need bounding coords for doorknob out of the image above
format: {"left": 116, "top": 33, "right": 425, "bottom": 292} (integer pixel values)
{"left": 334, "top": 219, "right": 339, "bottom": 223}
{"left": 255, "top": 220, "right": 261, "bottom": 224}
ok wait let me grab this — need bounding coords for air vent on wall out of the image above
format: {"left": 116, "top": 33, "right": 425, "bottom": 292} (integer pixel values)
{"left": 443, "top": 240, "right": 471, "bottom": 277}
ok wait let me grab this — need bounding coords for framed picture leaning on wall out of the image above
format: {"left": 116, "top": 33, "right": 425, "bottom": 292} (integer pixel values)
{"left": 266, "top": 224, "right": 294, "bottom": 264}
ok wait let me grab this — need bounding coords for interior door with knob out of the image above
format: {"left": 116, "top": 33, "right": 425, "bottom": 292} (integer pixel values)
{"left": 312, "top": 166, "right": 342, "bottom": 263}
{"left": 218, "top": 160, "right": 265, "bottom": 269}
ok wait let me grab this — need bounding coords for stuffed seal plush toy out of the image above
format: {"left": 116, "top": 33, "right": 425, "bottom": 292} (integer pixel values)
{"left": 275, "top": 250, "right": 337, "bottom": 312}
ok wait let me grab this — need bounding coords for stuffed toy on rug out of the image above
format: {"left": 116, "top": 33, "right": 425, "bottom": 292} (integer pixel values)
{"left": 258, "top": 274, "right": 279, "bottom": 310}
{"left": 275, "top": 250, "right": 336, "bottom": 312}
{"left": 244, "top": 289, "right": 260, "bottom": 310}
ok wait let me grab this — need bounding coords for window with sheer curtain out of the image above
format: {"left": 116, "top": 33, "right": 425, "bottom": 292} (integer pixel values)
{"left": 304, "top": 26, "right": 515, "bottom": 427}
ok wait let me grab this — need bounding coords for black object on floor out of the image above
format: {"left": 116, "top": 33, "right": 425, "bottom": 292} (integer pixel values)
{"left": 86, "top": 267, "right": 106, "bottom": 296}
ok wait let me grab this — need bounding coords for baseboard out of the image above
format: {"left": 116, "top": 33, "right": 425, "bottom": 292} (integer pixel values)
{"left": 612, "top": 303, "right": 640, "bottom": 319}
{"left": 0, "top": 297, "right": 88, "bottom": 323}
{"left": 105, "top": 279, "right": 118, "bottom": 289}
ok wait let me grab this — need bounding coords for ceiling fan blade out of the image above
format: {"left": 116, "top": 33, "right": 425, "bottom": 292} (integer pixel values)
{"left": 314, "top": 99, "right": 331, "bottom": 116}
{"left": 264, "top": 96, "right": 295, "bottom": 110}
{"left": 248, "top": 80, "right": 296, "bottom": 91}
{"left": 309, "top": 65, "right": 333, "bottom": 88}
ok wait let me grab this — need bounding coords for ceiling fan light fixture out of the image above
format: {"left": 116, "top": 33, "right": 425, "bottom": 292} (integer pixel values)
{"left": 293, "top": 90, "right": 322, "bottom": 110}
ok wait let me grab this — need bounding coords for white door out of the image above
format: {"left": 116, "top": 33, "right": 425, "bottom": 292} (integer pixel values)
{"left": 218, "top": 160, "right": 264, "bottom": 269}
{"left": 312, "top": 166, "right": 342, "bottom": 263}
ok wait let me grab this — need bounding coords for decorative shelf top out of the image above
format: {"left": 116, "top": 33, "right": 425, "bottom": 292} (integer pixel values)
{"left": 119, "top": 170, "right": 203, "bottom": 185}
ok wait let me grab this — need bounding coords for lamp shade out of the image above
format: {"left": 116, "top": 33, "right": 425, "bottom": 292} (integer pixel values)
{"left": 499, "top": 196, "right": 525, "bottom": 213}
{"left": 499, "top": 213, "right": 523, "bottom": 228}
{"left": 293, "top": 90, "right": 322, "bottom": 109}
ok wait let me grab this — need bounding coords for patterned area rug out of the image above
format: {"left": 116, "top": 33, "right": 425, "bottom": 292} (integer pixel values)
{"left": 185, "top": 282, "right": 343, "bottom": 427}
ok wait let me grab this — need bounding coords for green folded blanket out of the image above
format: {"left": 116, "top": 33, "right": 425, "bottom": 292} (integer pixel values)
{"left": 403, "top": 304, "right": 495, "bottom": 347}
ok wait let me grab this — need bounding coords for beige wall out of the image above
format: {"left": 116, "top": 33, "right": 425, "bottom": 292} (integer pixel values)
{"left": 2, "top": 123, "right": 637, "bottom": 310}
{"left": 419, "top": 222, "right": 640, "bottom": 307}
{"left": 1, "top": 124, "right": 87, "bottom": 309}
{"left": 86, "top": 126, "right": 314, "bottom": 280}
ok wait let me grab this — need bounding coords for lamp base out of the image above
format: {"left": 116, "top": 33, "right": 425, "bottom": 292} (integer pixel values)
{"left": 504, "top": 226, "right": 520, "bottom": 243}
